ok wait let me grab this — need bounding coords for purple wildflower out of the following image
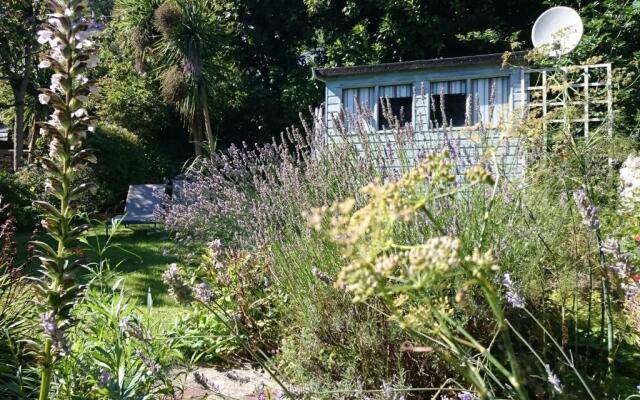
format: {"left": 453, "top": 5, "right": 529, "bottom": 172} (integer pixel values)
{"left": 193, "top": 282, "right": 215, "bottom": 305}
{"left": 134, "top": 349, "right": 160, "bottom": 374}
{"left": 98, "top": 370, "right": 111, "bottom": 388}
{"left": 502, "top": 273, "right": 525, "bottom": 309}
{"left": 312, "top": 267, "right": 334, "bottom": 286}
{"left": 457, "top": 391, "right": 478, "bottom": 400}
{"left": 572, "top": 189, "right": 600, "bottom": 230}
{"left": 544, "top": 364, "right": 563, "bottom": 393}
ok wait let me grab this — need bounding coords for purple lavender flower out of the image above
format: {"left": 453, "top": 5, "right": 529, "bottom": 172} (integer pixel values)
{"left": 207, "top": 239, "right": 223, "bottom": 252}
{"left": 193, "top": 282, "right": 215, "bottom": 305}
{"left": 501, "top": 273, "right": 525, "bottom": 309}
{"left": 134, "top": 349, "right": 160, "bottom": 374}
{"left": 457, "top": 391, "right": 478, "bottom": 400}
{"left": 544, "top": 364, "right": 563, "bottom": 393}
{"left": 312, "top": 267, "right": 334, "bottom": 286}
{"left": 572, "top": 189, "right": 600, "bottom": 230}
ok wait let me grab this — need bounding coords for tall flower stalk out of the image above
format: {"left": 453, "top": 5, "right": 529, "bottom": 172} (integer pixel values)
{"left": 32, "top": 1, "right": 99, "bottom": 398}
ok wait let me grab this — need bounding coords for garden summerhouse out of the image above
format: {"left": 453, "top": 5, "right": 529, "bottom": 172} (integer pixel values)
{"left": 313, "top": 52, "right": 612, "bottom": 177}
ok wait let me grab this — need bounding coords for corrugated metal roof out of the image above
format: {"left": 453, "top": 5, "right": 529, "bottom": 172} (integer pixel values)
{"left": 313, "top": 51, "right": 527, "bottom": 80}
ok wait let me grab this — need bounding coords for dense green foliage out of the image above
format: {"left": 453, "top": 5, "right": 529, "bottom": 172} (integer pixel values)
{"left": 87, "top": 124, "right": 173, "bottom": 212}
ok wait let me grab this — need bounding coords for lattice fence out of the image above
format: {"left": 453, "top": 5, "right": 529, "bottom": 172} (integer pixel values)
{"left": 524, "top": 63, "right": 613, "bottom": 139}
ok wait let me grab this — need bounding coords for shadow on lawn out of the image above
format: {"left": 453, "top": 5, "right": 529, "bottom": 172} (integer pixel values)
{"left": 84, "top": 226, "right": 180, "bottom": 307}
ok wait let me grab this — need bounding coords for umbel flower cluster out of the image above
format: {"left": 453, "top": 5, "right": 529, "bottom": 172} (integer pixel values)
{"left": 31, "top": 0, "right": 100, "bottom": 397}
{"left": 306, "top": 154, "right": 530, "bottom": 398}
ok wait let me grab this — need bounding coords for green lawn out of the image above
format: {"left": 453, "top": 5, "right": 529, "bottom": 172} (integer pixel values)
{"left": 17, "top": 225, "right": 186, "bottom": 328}
{"left": 87, "top": 226, "right": 186, "bottom": 327}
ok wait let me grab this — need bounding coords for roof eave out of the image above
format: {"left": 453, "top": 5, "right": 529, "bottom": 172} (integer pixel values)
{"left": 313, "top": 51, "right": 528, "bottom": 80}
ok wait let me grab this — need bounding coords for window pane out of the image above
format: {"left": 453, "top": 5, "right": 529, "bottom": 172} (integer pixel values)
{"left": 341, "top": 87, "right": 375, "bottom": 130}
{"left": 470, "top": 77, "right": 510, "bottom": 125}
{"left": 341, "top": 87, "right": 375, "bottom": 115}
{"left": 378, "top": 97, "right": 412, "bottom": 130}
{"left": 430, "top": 94, "right": 467, "bottom": 127}
{"left": 378, "top": 84, "right": 413, "bottom": 130}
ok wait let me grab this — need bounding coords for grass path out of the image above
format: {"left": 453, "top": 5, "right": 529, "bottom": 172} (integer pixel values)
{"left": 86, "top": 226, "right": 185, "bottom": 327}
{"left": 17, "top": 225, "right": 186, "bottom": 328}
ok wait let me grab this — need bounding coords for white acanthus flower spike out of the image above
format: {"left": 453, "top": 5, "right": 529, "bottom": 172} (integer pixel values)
{"left": 48, "top": 17, "right": 62, "bottom": 30}
{"left": 51, "top": 49, "right": 65, "bottom": 63}
{"left": 47, "top": 115, "right": 62, "bottom": 129}
{"left": 50, "top": 73, "right": 64, "bottom": 92}
{"left": 38, "top": 59, "right": 52, "bottom": 69}
{"left": 49, "top": 37, "right": 67, "bottom": 50}
{"left": 64, "top": 7, "right": 74, "bottom": 16}
{"left": 38, "top": 94, "right": 51, "bottom": 105}
{"left": 37, "top": 30, "right": 54, "bottom": 44}
{"left": 72, "top": 108, "right": 88, "bottom": 118}
{"left": 86, "top": 54, "right": 99, "bottom": 68}
{"left": 75, "top": 39, "right": 93, "bottom": 49}
{"left": 74, "top": 30, "right": 90, "bottom": 42}
{"left": 77, "top": 75, "right": 89, "bottom": 84}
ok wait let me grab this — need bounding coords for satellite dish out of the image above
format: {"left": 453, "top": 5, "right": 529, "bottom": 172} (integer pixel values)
{"left": 532, "top": 6, "right": 583, "bottom": 57}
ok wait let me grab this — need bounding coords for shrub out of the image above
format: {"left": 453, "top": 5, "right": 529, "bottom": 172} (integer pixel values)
{"left": 87, "top": 124, "right": 171, "bottom": 211}
{"left": 163, "top": 247, "right": 284, "bottom": 363}
{"left": 96, "top": 60, "right": 173, "bottom": 141}
{"left": 159, "top": 116, "right": 490, "bottom": 390}
{"left": 54, "top": 288, "right": 182, "bottom": 398}
{"left": 0, "top": 168, "right": 44, "bottom": 229}
{"left": 160, "top": 92, "right": 640, "bottom": 396}
{"left": 0, "top": 199, "right": 39, "bottom": 399}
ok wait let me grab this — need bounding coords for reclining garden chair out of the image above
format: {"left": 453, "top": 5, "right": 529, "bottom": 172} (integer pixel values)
{"left": 108, "top": 184, "right": 165, "bottom": 233}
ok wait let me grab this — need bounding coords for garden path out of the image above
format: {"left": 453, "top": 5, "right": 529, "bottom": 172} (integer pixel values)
{"left": 179, "top": 365, "right": 280, "bottom": 399}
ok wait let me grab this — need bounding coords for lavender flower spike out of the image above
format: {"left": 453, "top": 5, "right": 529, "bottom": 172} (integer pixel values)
{"left": 501, "top": 273, "right": 525, "bottom": 309}
{"left": 193, "top": 282, "right": 215, "bottom": 305}
{"left": 572, "top": 189, "right": 600, "bottom": 230}
{"left": 544, "top": 364, "right": 563, "bottom": 393}
{"left": 312, "top": 267, "right": 334, "bottom": 286}
{"left": 457, "top": 391, "right": 478, "bottom": 400}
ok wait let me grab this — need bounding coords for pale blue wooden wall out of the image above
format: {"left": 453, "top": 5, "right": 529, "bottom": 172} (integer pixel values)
{"left": 323, "top": 63, "right": 528, "bottom": 177}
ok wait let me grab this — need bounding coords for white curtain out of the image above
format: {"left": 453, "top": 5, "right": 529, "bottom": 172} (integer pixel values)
{"left": 379, "top": 84, "right": 413, "bottom": 98}
{"left": 341, "top": 87, "right": 376, "bottom": 115}
{"left": 470, "top": 77, "right": 510, "bottom": 125}
{"left": 430, "top": 80, "right": 467, "bottom": 95}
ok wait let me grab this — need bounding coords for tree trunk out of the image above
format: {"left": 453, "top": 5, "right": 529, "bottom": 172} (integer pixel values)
{"left": 193, "top": 129, "right": 203, "bottom": 157}
{"left": 202, "top": 95, "right": 216, "bottom": 159}
{"left": 12, "top": 50, "right": 32, "bottom": 171}
{"left": 13, "top": 91, "right": 25, "bottom": 171}
{"left": 27, "top": 119, "right": 39, "bottom": 164}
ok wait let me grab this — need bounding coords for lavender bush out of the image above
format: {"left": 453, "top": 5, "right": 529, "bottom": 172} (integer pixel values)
{"left": 157, "top": 51, "right": 640, "bottom": 395}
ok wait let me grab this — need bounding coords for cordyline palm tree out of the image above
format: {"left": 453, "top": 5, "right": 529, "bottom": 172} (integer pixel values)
{"left": 114, "top": 0, "right": 223, "bottom": 158}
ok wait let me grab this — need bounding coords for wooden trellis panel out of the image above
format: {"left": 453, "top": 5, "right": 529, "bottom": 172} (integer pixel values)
{"left": 525, "top": 63, "right": 613, "bottom": 139}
